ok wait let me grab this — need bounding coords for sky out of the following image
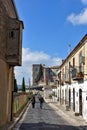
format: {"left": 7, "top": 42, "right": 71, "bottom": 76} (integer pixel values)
{"left": 14, "top": 0, "right": 87, "bottom": 86}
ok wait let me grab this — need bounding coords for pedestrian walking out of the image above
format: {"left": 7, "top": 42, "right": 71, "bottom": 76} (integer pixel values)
{"left": 39, "top": 96, "right": 44, "bottom": 109}
{"left": 31, "top": 95, "right": 36, "bottom": 108}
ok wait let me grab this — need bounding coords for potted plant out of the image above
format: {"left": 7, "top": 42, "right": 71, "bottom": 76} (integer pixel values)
{"left": 77, "top": 72, "right": 84, "bottom": 78}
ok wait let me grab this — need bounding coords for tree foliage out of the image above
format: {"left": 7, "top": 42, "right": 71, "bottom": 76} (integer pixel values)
{"left": 22, "top": 77, "right": 25, "bottom": 92}
{"left": 14, "top": 78, "right": 18, "bottom": 92}
{"left": 35, "top": 64, "right": 43, "bottom": 83}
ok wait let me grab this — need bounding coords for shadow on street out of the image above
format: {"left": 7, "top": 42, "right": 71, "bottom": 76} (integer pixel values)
{"left": 20, "top": 122, "right": 87, "bottom": 130}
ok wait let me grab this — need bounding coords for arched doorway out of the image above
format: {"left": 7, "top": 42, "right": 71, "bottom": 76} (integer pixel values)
{"left": 79, "top": 89, "right": 82, "bottom": 115}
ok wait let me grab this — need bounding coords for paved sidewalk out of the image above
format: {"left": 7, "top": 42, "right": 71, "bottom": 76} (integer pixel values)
{"left": 45, "top": 99, "right": 87, "bottom": 130}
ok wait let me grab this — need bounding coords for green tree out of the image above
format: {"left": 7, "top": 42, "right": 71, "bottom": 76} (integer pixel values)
{"left": 35, "top": 64, "right": 43, "bottom": 83}
{"left": 22, "top": 77, "right": 25, "bottom": 92}
{"left": 14, "top": 78, "right": 18, "bottom": 92}
{"left": 39, "top": 64, "right": 43, "bottom": 78}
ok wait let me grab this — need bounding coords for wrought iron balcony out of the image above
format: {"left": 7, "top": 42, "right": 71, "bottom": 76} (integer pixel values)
{"left": 72, "top": 66, "right": 84, "bottom": 80}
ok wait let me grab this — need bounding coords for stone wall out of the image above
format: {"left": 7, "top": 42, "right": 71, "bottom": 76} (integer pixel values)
{"left": 13, "top": 93, "right": 28, "bottom": 114}
{"left": 0, "top": 59, "right": 13, "bottom": 126}
{"left": 0, "top": 0, "right": 23, "bottom": 127}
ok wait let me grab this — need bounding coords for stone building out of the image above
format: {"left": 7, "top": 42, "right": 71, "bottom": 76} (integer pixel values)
{"left": 32, "top": 64, "right": 51, "bottom": 87}
{"left": 0, "top": 0, "right": 24, "bottom": 127}
{"left": 57, "top": 34, "right": 87, "bottom": 121}
{"left": 32, "top": 64, "right": 58, "bottom": 99}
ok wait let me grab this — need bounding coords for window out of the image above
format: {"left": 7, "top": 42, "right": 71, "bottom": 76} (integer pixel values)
{"left": 9, "top": 31, "right": 14, "bottom": 39}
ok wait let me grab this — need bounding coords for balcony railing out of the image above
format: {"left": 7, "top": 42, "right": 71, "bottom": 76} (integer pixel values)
{"left": 72, "top": 66, "right": 84, "bottom": 80}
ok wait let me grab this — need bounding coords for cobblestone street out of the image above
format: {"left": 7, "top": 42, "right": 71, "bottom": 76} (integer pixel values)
{"left": 12, "top": 97, "right": 87, "bottom": 130}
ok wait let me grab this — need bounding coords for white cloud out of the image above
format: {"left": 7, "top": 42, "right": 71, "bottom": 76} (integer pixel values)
{"left": 14, "top": 48, "right": 62, "bottom": 85}
{"left": 22, "top": 48, "right": 50, "bottom": 62}
{"left": 67, "top": 8, "right": 87, "bottom": 25}
{"left": 82, "top": 0, "right": 87, "bottom": 4}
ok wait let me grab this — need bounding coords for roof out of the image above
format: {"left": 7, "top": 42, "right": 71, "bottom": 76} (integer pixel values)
{"left": 60, "top": 34, "right": 87, "bottom": 67}
{"left": 50, "top": 66, "right": 59, "bottom": 69}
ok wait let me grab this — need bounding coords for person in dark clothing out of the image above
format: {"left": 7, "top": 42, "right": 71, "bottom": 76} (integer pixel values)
{"left": 31, "top": 95, "right": 36, "bottom": 108}
{"left": 39, "top": 96, "right": 44, "bottom": 109}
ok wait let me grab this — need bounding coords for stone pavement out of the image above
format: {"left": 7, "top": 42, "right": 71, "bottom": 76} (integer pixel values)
{"left": 45, "top": 99, "right": 87, "bottom": 130}
{"left": 12, "top": 98, "right": 81, "bottom": 130}
{"left": 4, "top": 98, "right": 87, "bottom": 130}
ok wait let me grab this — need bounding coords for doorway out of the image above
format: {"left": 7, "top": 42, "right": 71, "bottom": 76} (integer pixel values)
{"left": 73, "top": 88, "right": 75, "bottom": 111}
{"left": 79, "top": 89, "right": 82, "bottom": 115}
{"left": 69, "top": 89, "right": 71, "bottom": 108}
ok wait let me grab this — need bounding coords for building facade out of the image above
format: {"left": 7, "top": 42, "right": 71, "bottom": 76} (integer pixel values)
{"left": 57, "top": 34, "right": 87, "bottom": 121}
{"left": 32, "top": 64, "right": 58, "bottom": 99}
{"left": 32, "top": 64, "right": 55, "bottom": 86}
{"left": 0, "top": 0, "right": 23, "bottom": 127}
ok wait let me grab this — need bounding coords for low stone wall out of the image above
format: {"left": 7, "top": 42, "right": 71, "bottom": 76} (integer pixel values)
{"left": 13, "top": 92, "right": 28, "bottom": 116}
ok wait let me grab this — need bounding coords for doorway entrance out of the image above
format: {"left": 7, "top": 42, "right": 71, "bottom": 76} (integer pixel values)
{"left": 69, "top": 89, "right": 71, "bottom": 108}
{"left": 79, "top": 89, "right": 82, "bottom": 115}
{"left": 73, "top": 88, "right": 75, "bottom": 111}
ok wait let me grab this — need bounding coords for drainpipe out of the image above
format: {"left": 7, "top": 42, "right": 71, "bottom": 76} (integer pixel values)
{"left": 11, "top": 91, "right": 13, "bottom": 121}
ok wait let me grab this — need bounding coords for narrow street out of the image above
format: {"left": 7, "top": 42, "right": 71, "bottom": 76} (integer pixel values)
{"left": 13, "top": 97, "right": 82, "bottom": 130}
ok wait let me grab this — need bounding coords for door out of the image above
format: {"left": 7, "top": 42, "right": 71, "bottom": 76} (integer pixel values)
{"left": 73, "top": 88, "right": 75, "bottom": 111}
{"left": 69, "top": 89, "right": 71, "bottom": 108}
{"left": 79, "top": 89, "right": 82, "bottom": 115}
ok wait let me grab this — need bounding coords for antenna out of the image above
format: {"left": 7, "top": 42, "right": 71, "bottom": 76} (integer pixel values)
{"left": 68, "top": 44, "right": 71, "bottom": 54}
